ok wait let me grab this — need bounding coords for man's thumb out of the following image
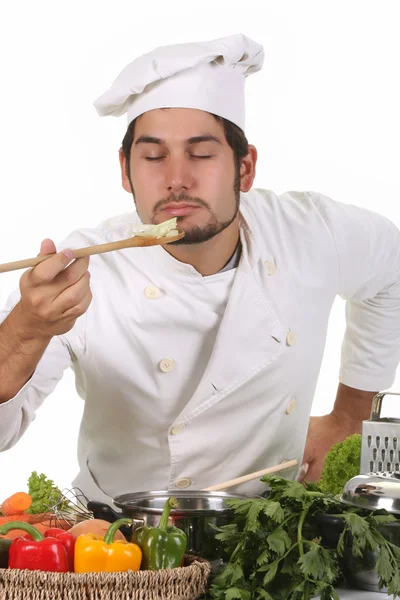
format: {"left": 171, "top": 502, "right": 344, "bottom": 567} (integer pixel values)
{"left": 38, "top": 238, "right": 57, "bottom": 257}
{"left": 296, "top": 463, "right": 309, "bottom": 482}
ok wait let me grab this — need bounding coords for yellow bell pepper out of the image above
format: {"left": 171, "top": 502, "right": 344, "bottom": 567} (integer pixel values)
{"left": 74, "top": 518, "right": 142, "bottom": 573}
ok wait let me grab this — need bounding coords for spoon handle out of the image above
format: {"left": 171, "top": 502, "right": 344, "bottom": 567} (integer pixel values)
{"left": 0, "top": 231, "right": 184, "bottom": 273}
{"left": 202, "top": 459, "right": 298, "bottom": 491}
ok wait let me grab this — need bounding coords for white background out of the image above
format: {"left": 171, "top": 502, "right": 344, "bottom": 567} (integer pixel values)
{"left": 0, "top": 0, "right": 399, "bottom": 499}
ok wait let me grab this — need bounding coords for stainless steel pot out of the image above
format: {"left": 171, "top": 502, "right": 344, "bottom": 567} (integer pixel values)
{"left": 87, "top": 489, "right": 253, "bottom": 570}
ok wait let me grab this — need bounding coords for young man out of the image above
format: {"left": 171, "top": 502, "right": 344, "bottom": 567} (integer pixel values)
{"left": 0, "top": 34, "right": 399, "bottom": 503}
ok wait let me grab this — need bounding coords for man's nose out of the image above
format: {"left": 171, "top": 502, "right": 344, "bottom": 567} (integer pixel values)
{"left": 165, "top": 157, "right": 193, "bottom": 192}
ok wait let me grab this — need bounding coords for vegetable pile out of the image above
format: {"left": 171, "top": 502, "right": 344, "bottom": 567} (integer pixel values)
{"left": 0, "top": 473, "right": 187, "bottom": 574}
{"left": 0, "top": 472, "right": 72, "bottom": 538}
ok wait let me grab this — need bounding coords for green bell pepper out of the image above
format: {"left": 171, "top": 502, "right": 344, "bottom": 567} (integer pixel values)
{"left": 0, "top": 538, "right": 11, "bottom": 568}
{"left": 132, "top": 496, "right": 187, "bottom": 570}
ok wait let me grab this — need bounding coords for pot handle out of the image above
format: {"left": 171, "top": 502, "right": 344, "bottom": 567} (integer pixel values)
{"left": 86, "top": 500, "right": 145, "bottom": 536}
{"left": 130, "top": 517, "right": 145, "bottom": 531}
{"left": 87, "top": 500, "right": 124, "bottom": 522}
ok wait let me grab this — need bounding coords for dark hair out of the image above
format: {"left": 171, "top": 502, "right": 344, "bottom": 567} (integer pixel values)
{"left": 121, "top": 112, "right": 249, "bottom": 176}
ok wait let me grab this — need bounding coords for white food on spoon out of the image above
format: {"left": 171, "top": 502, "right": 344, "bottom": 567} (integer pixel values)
{"left": 131, "top": 217, "right": 179, "bottom": 239}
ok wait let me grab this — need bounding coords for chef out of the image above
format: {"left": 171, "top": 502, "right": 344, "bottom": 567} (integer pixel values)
{"left": 0, "top": 34, "right": 399, "bottom": 504}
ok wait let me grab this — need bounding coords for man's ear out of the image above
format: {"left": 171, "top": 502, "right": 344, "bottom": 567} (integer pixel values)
{"left": 240, "top": 145, "right": 258, "bottom": 193}
{"left": 119, "top": 148, "right": 132, "bottom": 193}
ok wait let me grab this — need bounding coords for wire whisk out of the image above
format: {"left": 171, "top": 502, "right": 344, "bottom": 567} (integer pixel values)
{"left": 30, "top": 487, "right": 93, "bottom": 530}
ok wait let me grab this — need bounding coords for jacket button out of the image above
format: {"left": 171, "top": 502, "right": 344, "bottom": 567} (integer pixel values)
{"left": 170, "top": 424, "right": 185, "bottom": 435}
{"left": 175, "top": 478, "right": 192, "bottom": 489}
{"left": 144, "top": 285, "right": 161, "bottom": 299}
{"left": 264, "top": 260, "right": 277, "bottom": 276}
{"left": 286, "top": 330, "right": 296, "bottom": 346}
{"left": 286, "top": 399, "right": 297, "bottom": 415}
{"left": 159, "top": 358, "right": 176, "bottom": 373}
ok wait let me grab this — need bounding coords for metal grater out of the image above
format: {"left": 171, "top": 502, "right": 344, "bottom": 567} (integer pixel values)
{"left": 360, "top": 391, "right": 400, "bottom": 474}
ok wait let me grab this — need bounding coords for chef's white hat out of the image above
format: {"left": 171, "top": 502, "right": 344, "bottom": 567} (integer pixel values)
{"left": 93, "top": 34, "right": 264, "bottom": 131}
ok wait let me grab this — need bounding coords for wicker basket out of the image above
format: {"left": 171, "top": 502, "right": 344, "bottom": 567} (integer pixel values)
{"left": 0, "top": 555, "right": 210, "bottom": 600}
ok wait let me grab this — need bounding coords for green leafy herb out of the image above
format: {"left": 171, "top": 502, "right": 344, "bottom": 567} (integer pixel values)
{"left": 26, "top": 471, "right": 70, "bottom": 514}
{"left": 318, "top": 433, "right": 361, "bottom": 495}
{"left": 208, "top": 475, "right": 400, "bottom": 600}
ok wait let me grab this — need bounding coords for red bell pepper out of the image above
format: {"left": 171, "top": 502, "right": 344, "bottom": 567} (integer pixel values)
{"left": 0, "top": 521, "right": 68, "bottom": 572}
{"left": 44, "top": 528, "right": 75, "bottom": 572}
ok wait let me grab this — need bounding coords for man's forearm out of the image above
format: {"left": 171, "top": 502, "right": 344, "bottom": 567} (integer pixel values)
{"left": 0, "top": 302, "right": 51, "bottom": 404}
{"left": 331, "top": 382, "right": 377, "bottom": 431}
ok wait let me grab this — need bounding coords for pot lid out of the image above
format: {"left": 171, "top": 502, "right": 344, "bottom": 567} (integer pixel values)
{"left": 112, "top": 489, "right": 252, "bottom": 516}
{"left": 341, "top": 472, "right": 400, "bottom": 514}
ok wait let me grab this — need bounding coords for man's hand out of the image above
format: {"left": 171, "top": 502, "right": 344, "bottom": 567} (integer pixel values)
{"left": 18, "top": 238, "right": 92, "bottom": 339}
{"left": 301, "top": 383, "right": 376, "bottom": 483}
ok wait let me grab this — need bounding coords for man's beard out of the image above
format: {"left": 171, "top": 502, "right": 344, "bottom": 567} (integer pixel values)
{"left": 128, "top": 165, "right": 241, "bottom": 245}
{"left": 153, "top": 190, "right": 240, "bottom": 245}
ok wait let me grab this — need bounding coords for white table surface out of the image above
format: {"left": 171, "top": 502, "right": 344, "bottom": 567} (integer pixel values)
{"left": 318, "top": 590, "right": 392, "bottom": 599}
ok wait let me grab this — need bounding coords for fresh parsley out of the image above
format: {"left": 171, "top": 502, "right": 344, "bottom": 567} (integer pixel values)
{"left": 208, "top": 475, "right": 400, "bottom": 600}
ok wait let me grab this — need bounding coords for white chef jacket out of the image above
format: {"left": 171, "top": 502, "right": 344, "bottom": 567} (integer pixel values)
{"left": 1, "top": 189, "right": 400, "bottom": 503}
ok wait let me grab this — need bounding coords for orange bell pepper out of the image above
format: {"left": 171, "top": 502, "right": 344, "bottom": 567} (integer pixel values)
{"left": 74, "top": 518, "right": 142, "bottom": 573}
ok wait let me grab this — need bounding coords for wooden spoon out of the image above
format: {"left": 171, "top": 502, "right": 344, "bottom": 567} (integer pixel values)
{"left": 202, "top": 459, "right": 298, "bottom": 492}
{"left": 0, "top": 230, "right": 185, "bottom": 273}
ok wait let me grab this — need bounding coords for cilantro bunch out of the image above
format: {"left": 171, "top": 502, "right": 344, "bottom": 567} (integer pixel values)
{"left": 27, "top": 471, "right": 70, "bottom": 514}
{"left": 209, "top": 475, "right": 400, "bottom": 600}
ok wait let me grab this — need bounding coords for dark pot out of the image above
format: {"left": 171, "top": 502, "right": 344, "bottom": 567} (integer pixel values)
{"left": 315, "top": 512, "right": 400, "bottom": 593}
